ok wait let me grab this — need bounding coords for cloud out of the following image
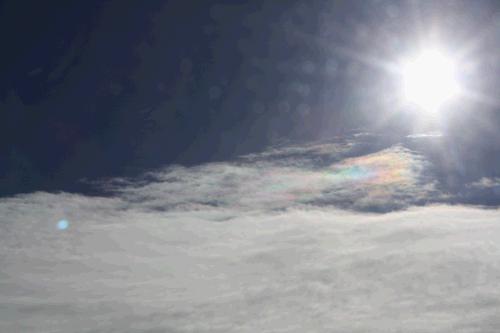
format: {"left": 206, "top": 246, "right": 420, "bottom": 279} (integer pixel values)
{"left": 468, "top": 177, "right": 500, "bottom": 190}
{"left": 1, "top": 137, "right": 500, "bottom": 332}
{"left": 102, "top": 130, "right": 500, "bottom": 213}
{"left": 106, "top": 138, "right": 440, "bottom": 213}
{"left": 1, "top": 190, "right": 500, "bottom": 332}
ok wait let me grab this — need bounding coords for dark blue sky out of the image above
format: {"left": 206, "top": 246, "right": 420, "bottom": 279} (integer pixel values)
{"left": 1, "top": 0, "right": 499, "bottom": 198}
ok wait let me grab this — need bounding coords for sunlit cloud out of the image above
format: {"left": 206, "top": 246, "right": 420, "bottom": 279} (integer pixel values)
{"left": 2, "top": 134, "right": 500, "bottom": 332}
{"left": 106, "top": 139, "right": 437, "bottom": 213}
{"left": 1, "top": 181, "right": 500, "bottom": 332}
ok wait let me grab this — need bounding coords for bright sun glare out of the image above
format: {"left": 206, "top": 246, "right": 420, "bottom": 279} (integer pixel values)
{"left": 401, "top": 48, "right": 460, "bottom": 113}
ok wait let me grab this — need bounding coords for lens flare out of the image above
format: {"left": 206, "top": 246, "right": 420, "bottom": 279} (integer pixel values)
{"left": 57, "top": 219, "right": 69, "bottom": 230}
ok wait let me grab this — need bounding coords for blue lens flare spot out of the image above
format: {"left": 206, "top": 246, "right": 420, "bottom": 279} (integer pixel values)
{"left": 57, "top": 219, "right": 69, "bottom": 230}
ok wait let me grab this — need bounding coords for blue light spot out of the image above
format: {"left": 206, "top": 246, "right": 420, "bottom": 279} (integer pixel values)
{"left": 57, "top": 219, "right": 69, "bottom": 230}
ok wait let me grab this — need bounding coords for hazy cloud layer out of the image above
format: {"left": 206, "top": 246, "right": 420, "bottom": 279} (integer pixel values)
{"left": 2, "top": 136, "right": 500, "bottom": 332}
{"left": 2, "top": 192, "right": 500, "bottom": 332}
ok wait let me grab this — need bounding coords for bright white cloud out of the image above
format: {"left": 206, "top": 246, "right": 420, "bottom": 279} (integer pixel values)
{"left": 1, "top": 139, "right": 499, "bottom": 332}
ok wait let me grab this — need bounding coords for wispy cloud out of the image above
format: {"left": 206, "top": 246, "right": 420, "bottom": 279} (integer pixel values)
{"left": 108, "top": 139, "right": 439, "bottom": 213}
{"left": 468, "top": 177, "right": 500, "bottom": 190}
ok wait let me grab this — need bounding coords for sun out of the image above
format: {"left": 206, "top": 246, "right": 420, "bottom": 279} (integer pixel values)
{"left": 400, "top": 48, "right": 460, "bottom": 113}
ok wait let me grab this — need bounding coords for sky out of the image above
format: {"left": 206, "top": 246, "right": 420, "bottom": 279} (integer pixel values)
{"left": 1, "top": 0, "right": 500, "bottom": 332}
{"left": 2, "top": 0, "right": 498, "bottom": 196}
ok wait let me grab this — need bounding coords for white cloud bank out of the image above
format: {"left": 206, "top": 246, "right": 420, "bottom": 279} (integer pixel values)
{"left": 1, "top": 139, "right": 500, "bottom": 332}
